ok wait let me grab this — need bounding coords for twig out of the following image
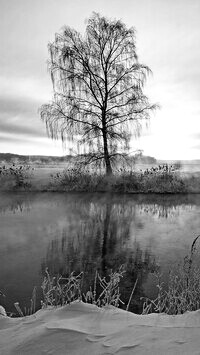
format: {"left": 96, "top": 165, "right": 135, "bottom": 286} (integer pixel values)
{"left": 126, "top": 278, "right": 138, "bottom": 311}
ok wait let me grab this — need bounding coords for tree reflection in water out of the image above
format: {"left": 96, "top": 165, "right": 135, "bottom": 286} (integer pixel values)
{"left": 0, "top": 192, "right": 200, "bottom": 314}
{"left": 0, "top": 193, "right": 31, "bottom": 214}
{"left": 139, "top": 203, "right": 194, "bottom": 219}
{"left": 41, "top": 197, "right": 159, "bottom": 313}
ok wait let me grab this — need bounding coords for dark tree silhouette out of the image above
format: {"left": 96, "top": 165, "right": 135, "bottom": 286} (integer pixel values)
{"left": 40, "top": 12, "right": 157, "bottom": 174}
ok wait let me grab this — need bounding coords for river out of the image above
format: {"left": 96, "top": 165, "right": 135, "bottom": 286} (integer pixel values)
{"left": 0, "top": 192, "right": 200, "bottom": 314}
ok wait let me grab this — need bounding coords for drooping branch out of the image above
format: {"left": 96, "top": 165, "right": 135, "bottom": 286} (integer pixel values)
{"left": 40, "top": 12, "right": 158, "bottom": 175}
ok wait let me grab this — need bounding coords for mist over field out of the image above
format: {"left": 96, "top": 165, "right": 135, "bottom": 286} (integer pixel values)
{"left": 1, "top": 152, "right": 200, "bottom": 172}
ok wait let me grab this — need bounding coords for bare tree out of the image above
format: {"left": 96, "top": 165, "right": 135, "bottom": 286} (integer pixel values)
{"left": 40, "top": 12, "right": 157, "bottom": 175}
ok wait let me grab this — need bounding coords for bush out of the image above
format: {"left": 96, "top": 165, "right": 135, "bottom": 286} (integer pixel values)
{"left": 48, "top": 164, "right": 186, "bottom": 193}
{"left": 49, "top": 167, "right": 104, "bottom": 191}
{"left": 139, "top": 171, "right": 185, "bottom": 193}
{"left": 0, "top": 163, "right": 33, "bottom": 189}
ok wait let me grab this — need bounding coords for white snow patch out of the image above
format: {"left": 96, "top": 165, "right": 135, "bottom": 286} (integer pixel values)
{"left": 0, "top": 301, "right": 200, "bottom": 354}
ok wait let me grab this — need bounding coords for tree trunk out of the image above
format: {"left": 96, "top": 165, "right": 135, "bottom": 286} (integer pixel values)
{"left": 102, "top": 123, "right": 112, "bottom": 175}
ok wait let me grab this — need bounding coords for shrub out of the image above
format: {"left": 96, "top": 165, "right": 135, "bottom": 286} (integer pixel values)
{"left": 49, "top": 168, "right": 104, "bottom": 191}
{"left": 0, "top": 163, "right": 33, "bottom": 189}
{"left": 48, "top": 164, "right": 186, "bottom": 193}
{"left": 140, "top": 171, "right": 185, "bottom": 193}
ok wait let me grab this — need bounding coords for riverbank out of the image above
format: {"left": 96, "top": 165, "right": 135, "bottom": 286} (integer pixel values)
{"left": 1, "top": 164, "right": 200, "bottom": 193}
{"left": 1, "top": 301, "right": 200, "bottom": 354}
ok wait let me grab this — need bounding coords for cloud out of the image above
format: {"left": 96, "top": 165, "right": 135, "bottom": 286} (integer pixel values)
{"left": 0, "top": 133, "right": 64, "bottom": 156}
{"left": 0, "top": 75, "right": 52, "bottom": 104}
{"left": 190, "top": 133, "right": 200, "bottom": 140}
{"left": 191, "top": 144, "right": 200, "bottom": 150}
{"left": 0, "top": 135, "right": 33, "bottom": 144}
{"left": 0, "top": 96, "right": 37, "bottom": 116}
{"left": 0, "top": 121, "right": 45, "bottom": 139}
{"left": 0, "top": 74, "right": 53, "bottom": 143}
{"left": 0, "top": 96, "right": 48, "bottom": 139}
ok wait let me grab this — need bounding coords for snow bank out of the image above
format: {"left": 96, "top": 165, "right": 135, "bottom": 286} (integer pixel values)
{"left": 0, "top": 301, "right": 200, "bottom": 354}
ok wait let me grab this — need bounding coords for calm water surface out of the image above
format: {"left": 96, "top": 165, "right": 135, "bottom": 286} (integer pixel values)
{"left": 0, "top": 192, "right": 200, "bottom": 314}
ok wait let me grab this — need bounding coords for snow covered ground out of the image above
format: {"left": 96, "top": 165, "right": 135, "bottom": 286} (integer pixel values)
{"left": 0, "top": 301, "right": 200, "bottom": 354}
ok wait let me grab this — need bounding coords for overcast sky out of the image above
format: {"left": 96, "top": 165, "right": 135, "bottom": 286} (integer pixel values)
{"left": 0, "top": 0, "right": 200, "bottom": 159}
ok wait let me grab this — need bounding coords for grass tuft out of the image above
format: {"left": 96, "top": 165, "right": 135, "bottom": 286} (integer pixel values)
{"left": 142, "top": 235, "right": 200, "bottom": 315}
{"left": 41, "top": 269, "right": 83, "bottom": 307}
{"left": 83, "top": 266, "right": 125, "bottom": 307}
{"left": 41, "top": 267, "right": 125, "bottom": 308}
{"left": 2, "top": 236, "right": 200, "bottom": 317}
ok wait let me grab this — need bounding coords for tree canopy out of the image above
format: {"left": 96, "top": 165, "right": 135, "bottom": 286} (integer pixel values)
{"left": 40, "top": 12, "right": 157, "bottom": 174}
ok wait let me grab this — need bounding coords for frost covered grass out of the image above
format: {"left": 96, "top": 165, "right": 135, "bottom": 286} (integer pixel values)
{"left": 2, "top": 267, "right": 132, "bottom": 317}
{"left": 13, "top": 286, "right": 37, "bottom": 317}
{"left": 41, "top": 267, "right": 125, "bottom": 309}
{"left": 40, "top": 237, "right": 200, "bottom": 316}
{"left": 142, "top": 235, "right": 200, "bottom": 315}
{"left": 1, "top": 237, "right": 200, "bottom": 318}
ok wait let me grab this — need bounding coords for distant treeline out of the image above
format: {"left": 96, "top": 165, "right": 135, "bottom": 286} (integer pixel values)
{"left": 0, "top": 153, "right": 157, "bottom": 165}
{"left": 0, "top": 153, "right": 72, "bottom": 164}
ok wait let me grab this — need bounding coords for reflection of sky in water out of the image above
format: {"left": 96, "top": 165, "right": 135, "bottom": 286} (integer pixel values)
{"left": 0, "top": 192, "right": 200, "bottom": 314}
